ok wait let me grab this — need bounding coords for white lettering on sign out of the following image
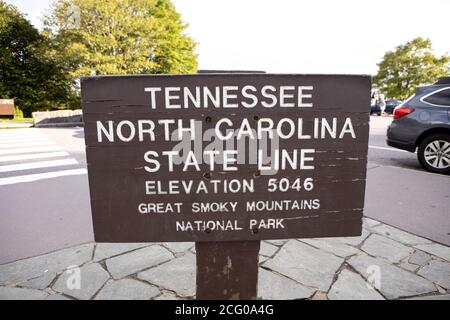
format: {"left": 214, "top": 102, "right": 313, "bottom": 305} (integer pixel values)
{"left": 138, "top": 202, "right": 183, "bottom": 214}
{"left": 144, "top": 179, "right": 255, "bottom": 195}
{"left": 84, "top": 76, "right": 369, "bottom": 242}
{"left": 143, "top": 85, "right": 314, "bottom": 109}
{"left": 94, "top": 114, "right": 357, "bottom": 175}
{"left": 95, "top": 117, "right": 355, "bottom": 144}
{"left": 175, "top": 220, "right": 244, "bottom": 232}
{"left": 249, "top": 218, "right": 285, "bottom": 230}
{"left": 298, "top": 86, "right": 313, "bottom": 107}
{"left": 144, "top": 87, "right": 161, "bottom": 109}
{"left": 192, "top": 201, "right": 238, "bottom": 213}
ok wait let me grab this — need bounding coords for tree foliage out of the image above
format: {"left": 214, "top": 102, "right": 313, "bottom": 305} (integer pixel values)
{"left": 0, "top": 1, "right": 75, "bottom": 116}
{"left": 374, "top": 37, "right": 450, "bottom": 100}
{"left": 44, "top": 0, "right": 198, "bottom": 78}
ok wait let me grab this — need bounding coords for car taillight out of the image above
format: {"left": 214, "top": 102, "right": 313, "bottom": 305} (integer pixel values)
{"left": 393, "top": 106, "right": 414, "bottom": 120}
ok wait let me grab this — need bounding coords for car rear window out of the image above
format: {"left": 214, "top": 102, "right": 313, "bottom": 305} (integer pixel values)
{"left": 422, "top": 88, "right": 450, "bottom": 106}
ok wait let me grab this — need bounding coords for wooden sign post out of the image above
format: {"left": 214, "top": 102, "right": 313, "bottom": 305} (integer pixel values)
{"left": 81, "top": 74, "right": 371, "bottom": 300}
{"left": 196, "top": 241, "right": 260, "bottom": 300}
{"left": 195, "top": 71, "right": 261, "bottom": 300}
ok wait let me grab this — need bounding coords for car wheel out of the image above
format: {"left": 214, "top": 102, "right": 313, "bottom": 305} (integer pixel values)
{"left": 418, "top": 134, "right": 450, "bottom": 174}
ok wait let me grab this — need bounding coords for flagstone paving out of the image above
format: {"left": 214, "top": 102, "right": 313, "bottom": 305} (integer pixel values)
{"left": 93, "top": 243, "right": 150, "bottom": 262}
{"left": 0, "top": 218, "right": 449, "bottom": 300}
{"left": 105, "top": 245, "right": 173, "bottom": 279}
{"left": 52, "top": 263, "right": 109, "bottom": 300}
{"left": 263, "top": 240, "right": 344, "bottom": 292}
{"left": 361, "top": 234, "right": 414, "bottom": 263}
{"left": 347, "top": 254, "right": 436, "bottom": 299}
{"left": 94, "top": 279, "right": 160, "bottom": 300}
{"left": 327, "top": 269, "right": 384, "bottom": 300}
{"left": 137, "top": 252, "right": 196, "bottom": 298}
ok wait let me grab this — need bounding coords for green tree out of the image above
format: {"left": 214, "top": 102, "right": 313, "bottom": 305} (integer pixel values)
{"left": 0, "top": 1, "right": 75, "bottom": 116}
{"left": 374, "top": 37, "right": 450, "bottom": 100}
{"left": 44, "top": 0, "right": 197, "bottom": 79}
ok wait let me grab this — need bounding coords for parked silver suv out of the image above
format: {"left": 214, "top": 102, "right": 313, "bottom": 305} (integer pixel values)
{"left": 387, "top": 77, "right": 450, "bottom": 174}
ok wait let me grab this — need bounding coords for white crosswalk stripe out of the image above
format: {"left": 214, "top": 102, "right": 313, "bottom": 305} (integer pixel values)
{"left": 0, "top": 158, "right": 79, "bottom": 173}
{"left": 0, "top": 130, "right": 45, "bottom": 138}
{"left": 0, "top": 141, "right": 56, "bottom": 149}
{"left": 0, "top": 137, "right": 53, "bottom": 144}
{"left": 1, "top": 145, "right": 64, "bottom": 155}
{"left": 0, "top": 169, "right": 87, "bottom": 186}
{"left": 0, "top": 128, "right": 86, "bottom": 185}
{"left": 0, "top": 151, "right": 70, "bottom": 163}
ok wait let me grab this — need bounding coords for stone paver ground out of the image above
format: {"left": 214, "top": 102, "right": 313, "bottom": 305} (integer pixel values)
{"left": 1, "top": 218, "right": 449, "bottom": 300}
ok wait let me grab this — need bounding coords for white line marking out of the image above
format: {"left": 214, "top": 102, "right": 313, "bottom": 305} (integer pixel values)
{"left": 0, "top": 158, "right": 78, "bottom": 173}
{"left": 1, "top": 145, "right": 63, "bottom": 155}
{"left": 0, "top": 141, "right": 55, "bottom": 149}
{"left": 0, "top": 168, "right": 87, "bottom": 186}
{"left": 369, "top": 145, "right": 409, "bottom": 153}
{"left": 0, "top": 137, "right": 45, "bottom": 141}
{"left": 0, "top": 137, "right": 51, "bottom": 144}
{"left": 0, "top": 135, "right": 47, "bottom": 140}
{"left": 0, "top": 151, "right": 70, "bottom": 163}
{"left": 0, "top": 131, "right": 43, "bottom": 137}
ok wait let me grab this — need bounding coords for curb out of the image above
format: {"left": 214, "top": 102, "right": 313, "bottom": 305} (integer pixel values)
{"left": 34, "top": 122, "right": 84, "bottom": 128}
{"left": 0, "top": 122, "right": 34, "bottom": 129}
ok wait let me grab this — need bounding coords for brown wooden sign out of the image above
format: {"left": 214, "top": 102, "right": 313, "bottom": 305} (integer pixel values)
{"left": 81, "top": 74, "right": 370, "bottom": 242}
{"left": 0, "top": 99, "right": 14, "bottom": 118}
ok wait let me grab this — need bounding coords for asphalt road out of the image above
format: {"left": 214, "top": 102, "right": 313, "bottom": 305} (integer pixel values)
{"left": 0, "top": 117, "right": 449, "bottom": 264}
{"left": 365, "top": 116, "right": 450, "bottom": 247}
{"left": 0, "top": 127, "right": 93, "bottom": 264}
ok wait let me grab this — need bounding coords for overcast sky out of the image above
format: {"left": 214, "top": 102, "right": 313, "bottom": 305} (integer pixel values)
{"left": 5, "top": 0, "right": 450, "bottom": 75}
